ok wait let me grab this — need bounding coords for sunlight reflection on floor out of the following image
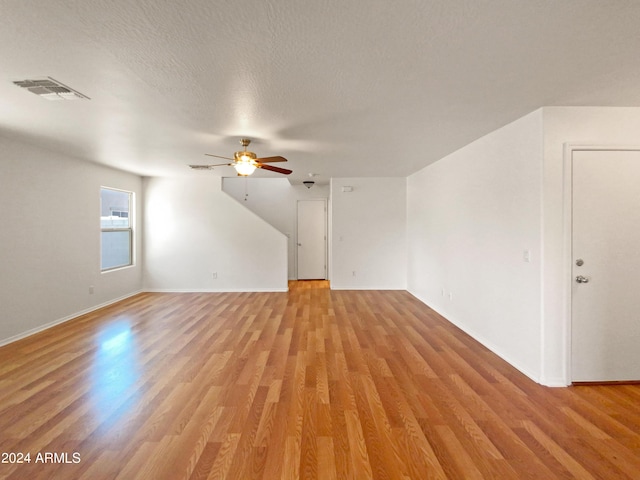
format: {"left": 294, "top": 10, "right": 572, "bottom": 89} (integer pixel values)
{"left": 91, "top": 321, "right": 140, "bottom": 418}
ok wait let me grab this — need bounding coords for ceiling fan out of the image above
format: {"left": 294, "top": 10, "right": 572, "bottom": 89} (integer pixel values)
{"left": 190, "top": 138, "right": 292, "bottom": 176}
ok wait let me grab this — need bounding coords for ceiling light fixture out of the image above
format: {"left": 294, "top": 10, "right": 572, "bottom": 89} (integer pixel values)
{"left": 200, "top": 138, "right": 292, "bottom": 176}
{"left": 303, "top": 180, "right": 315, "bottom": 188}
{"left": 233, "top": 150, "right": 258, "bottom": 176}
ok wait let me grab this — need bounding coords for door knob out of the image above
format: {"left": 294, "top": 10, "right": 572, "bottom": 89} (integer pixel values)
{"left": 297, "top": 243, "right": 302, "bottom": 246}
{"left": 575, "top": 275, "right": 590, "bottom": 284}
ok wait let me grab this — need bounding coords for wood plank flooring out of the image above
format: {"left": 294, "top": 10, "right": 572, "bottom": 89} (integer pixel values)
{"left": 1, "top": 281, "right": 639, "bottom": 479}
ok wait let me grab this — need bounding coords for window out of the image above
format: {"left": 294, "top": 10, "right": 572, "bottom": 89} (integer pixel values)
{"left": 101, "top": 187, "right": 133, "bottom": 271}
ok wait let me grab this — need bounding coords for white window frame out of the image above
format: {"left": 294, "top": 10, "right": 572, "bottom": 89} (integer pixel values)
{"left": 100, "top": 187, "right": 134, "bottom": 272}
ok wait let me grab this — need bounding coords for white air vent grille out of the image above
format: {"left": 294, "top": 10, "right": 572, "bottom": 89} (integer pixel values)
{"left": 13, "top": 77, "right": 89, "bottom": 101}
{"left": 189, "top": 165, "right": 214, "bottom": 170}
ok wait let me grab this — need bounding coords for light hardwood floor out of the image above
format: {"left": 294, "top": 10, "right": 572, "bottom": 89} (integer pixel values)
{"left": 1, "top": 281, "right": 639, "bottom": 479}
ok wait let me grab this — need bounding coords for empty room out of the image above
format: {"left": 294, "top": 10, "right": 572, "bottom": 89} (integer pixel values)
{"left": 1, "top": 1, "right": 640, "bottom": 479}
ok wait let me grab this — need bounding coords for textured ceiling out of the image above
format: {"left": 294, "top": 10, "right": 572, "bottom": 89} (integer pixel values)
{"left": 1, "top": 0, "right": 640, "bottom": 183}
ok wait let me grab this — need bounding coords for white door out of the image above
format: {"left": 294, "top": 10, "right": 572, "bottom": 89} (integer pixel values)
{"left": 297, "top": 200, "right": 327, "bottom": 280}
{"left": 572, "top": 150, "right": 640, "bottom": 382}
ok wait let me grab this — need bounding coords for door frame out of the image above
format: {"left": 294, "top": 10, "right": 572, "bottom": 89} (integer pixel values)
{"left": 296, "top": 198, "right": 328, "bottom": 280}
{"left": 562, "top": 144, "right": 640, "bottom": 383}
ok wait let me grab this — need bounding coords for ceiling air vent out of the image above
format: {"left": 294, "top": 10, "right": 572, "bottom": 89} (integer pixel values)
{"left": 13, "top": 77, "right": 90, "bottom": 101}
{"left": 188, "top": 165, "right": 214, "bottom": 170}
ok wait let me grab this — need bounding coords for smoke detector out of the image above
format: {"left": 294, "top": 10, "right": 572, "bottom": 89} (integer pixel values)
{"left": 13, "top": 77, "right": 90, "bottom": 101}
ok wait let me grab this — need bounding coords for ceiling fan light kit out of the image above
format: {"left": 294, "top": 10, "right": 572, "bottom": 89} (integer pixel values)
{"left": 234, "top": 163, "right": 257, "bottom": 176}
{"left": 233, "top": 140, "right": 258, "bottom": 176}
{"left": 197, "top": 138, "right": 292, "bottom": 177}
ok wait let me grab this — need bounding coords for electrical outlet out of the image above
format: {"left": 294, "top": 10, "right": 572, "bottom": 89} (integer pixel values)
{"left": 441, "top": 288, "right": 445, "bottom": 297}
{"left": 352, "top": 271, "right": 356, "bottom": 276}
{"left": 448, "top": 292, "right": 453, "bottom": 301}
{"left": 89, "top": 285, "right": 94, "bottom": 294}
{"left": 212, "top": 272, "right": 217, "bottom": 279}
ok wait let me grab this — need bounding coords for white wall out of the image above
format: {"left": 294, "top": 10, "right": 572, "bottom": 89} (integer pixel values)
{"left": 0, "top": 135, "right": 143, "bottom": 345}
{"left": 143, "top": 175, "right": 287, "bottom": 291}
{"left": 541, "top": 106, "right": 640, "bottom": 385}
{"left": 407, "top": 110, "right": 544, "bottom": 381}
{"left": 331, "top": 177, "right": 407, "bottom": 289}
{"left": 222, "top": 178, "right": 330, "bottom": 279}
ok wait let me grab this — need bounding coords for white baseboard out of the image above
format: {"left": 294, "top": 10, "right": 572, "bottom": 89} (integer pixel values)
{"left": 0, "top": 290, "right": 143, "bottom": 347}
{"left": 539, "top": 377, "right": 570, "bottom": 387}
{"left": 407, "top": 289, "right": 546, "bottom": 386}
{"left": 144, "top": 288, "right": 289, "bottom": 293}
{"left": 330, "top": 285, "right": 406, "bottom": 291}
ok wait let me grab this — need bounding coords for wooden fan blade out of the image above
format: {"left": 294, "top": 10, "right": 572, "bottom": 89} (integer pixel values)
{"left": 255, "top": 155, "right": 287, "bottom": 163}
{"left": 258, "top": 163, "right": 292, "bottom": 175}
{"left": 205, "top": 153, "right": 235, "bottom": 161}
